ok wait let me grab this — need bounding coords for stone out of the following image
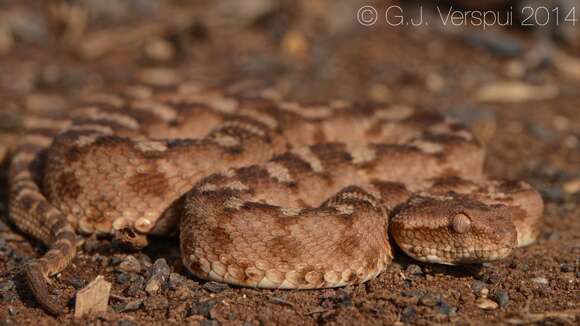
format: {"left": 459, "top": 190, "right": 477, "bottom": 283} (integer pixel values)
{"left": 532, "top": 277, "right": 549, "bottom": 285}
{"left": 493, "top": 290, "right": 509, "bottom": 308}
{"left": 145, "top": 258, "right": 170, "bottom": 294}
{"left": 74, "top": 275, "right": 112, "bottom": 318}
{"left": 405, "top": 264, "right": 423, "bottom": 277}
{"left": 419, "top": 293, "right": 439, "bottom": 307}
{"left": 202, "top": 281, "right": 229, "bottom": 293}
{"left": 401, "top": 306, "right": 416, "bottom": 323}
{"left": 476, "top": 297, "right": 498, "bottom": 310}
{"left": 117, "top": 255, "right": 141, "bottom": 274}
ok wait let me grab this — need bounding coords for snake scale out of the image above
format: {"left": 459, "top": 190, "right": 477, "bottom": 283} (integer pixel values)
{"left": 8, "top": 84, "right": 543, "bottom": 315}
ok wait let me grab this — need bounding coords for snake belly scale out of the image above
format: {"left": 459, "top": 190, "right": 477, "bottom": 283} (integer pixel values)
{"left": 8, "top": 84, "right": 543, "bottom": 314}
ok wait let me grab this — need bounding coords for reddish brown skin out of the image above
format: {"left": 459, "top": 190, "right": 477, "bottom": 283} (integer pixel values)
{"left": 8, "top": 84, "right": 543, "bottom": 314}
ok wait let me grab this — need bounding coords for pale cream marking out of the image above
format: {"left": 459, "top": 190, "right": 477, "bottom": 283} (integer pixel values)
{"left": 257, "top": 277, "right": 279, "bottom": 288}
{"left": 292, "top": 147, "right": 324, "bottom": 173}
{"left": 220, "top": 169, "right": 236, "bottom": 178}
{"left": 198, "top": 183, "right": 219, "bottom": 193}
{"left": 75, "top": 106, "right": 140, "bottom": 130}
{"left": 224, "top": 197, "right": 244, "bottom": 210}
{"left": 135, "top": 140, "right": 168, "bottom": 152}
{"left": 22, "top": 134, "right": 53, "bottom": 147}
{"left": 67, "top": 124, "right": 114, "bottom": 135}
{"left": 135, "top": 218, "right": 154, "bottom": 233}
{"left": 177, "top": 83, "right": 204, "bottom": 95}
{"left": 74, "top": 134, "right": 101, "bottom": 147}
{"left": 410, "top": 139, "right": 444, "bottom": 154}
{"left": 340, "top": 191, "right": 379, "bottom": 208}
{"left": 131, "top": 100, "right": 178, "bottom": 122}
{"left": 191, "top": 95, "right": 238, "bottom": 114}
{"left": 239, "top": 109, "right": 278, "bottom": 129}
{"left": 212, "top": 133, "right": 241, "bottom": 147}
{"left": 345, "top": 143, "right": 377, "bottom": 164}
{"left": 225, "top": 181, "right": 249, "bottom": 191}
{"left": 453, "top": 129, "right": 473, "bottom": 141}
{"left": 374, "top": 105, "right": 414, "bottom": 121}
{"left": 24, "top": 118, "right": 69, "bottom": 129}
{"left": 112, "top": 217, "right": 131, "bottom": 230}
{"left": 331, "top": 203, "right": 354, "bottom": 215}
{"left": 265, "top": 162, "right": 293, "bottom": 183}
{"left": 77, "top": 218, "right": 95, "bottom": 234}
{"left": 123, "top": 85, "right": 153, "bottom": 99}
{"left": 11, "top": 151, "right": 37, "bottom": 166}
{"left": 14, "top": 188, "right": 44, "bottom": 202}
{"left": 220, "top": 121, "right": 266, "bottom": 137}
{"left": 280, "top": 207, "right": 301, "bottom": 217}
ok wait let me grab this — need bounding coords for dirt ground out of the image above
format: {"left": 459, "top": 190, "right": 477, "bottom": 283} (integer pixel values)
{"left": 0, "top": 1, "right": 578, "bottom": 325}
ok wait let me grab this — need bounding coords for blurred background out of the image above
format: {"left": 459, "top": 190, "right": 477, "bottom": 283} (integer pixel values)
{"left": 0, "top": 1, "right": 578, "bottom": 324}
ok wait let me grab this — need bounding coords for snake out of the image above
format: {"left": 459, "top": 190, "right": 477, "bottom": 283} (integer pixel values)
{"left": 7, "top": 84, "right": 543, "bottom": 315}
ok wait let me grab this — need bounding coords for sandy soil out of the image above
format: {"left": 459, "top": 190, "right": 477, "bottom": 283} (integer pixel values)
{"left": 0, "top": 1, "right": 578, "bottom": 325}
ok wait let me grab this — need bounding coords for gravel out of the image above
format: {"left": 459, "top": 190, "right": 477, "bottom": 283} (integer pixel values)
{"left": 405, "top": 264, "right": 423, "bottom": 277}
{"left": 145, "top": 258, "right": 171, "bottom": 294}
{"left": 144, "top": 296, "right": 169, "bottom": 312}
{"left": 493, "top": 289, "right": 510, "bottom": 308}
{"left": 560, "top": 263, "right": 575, "bottom": 272}
{"left": 202, "top": 281, "right": 229, "bottom": 293}
{"left": 435, "top": 300, "right": 456, "bottom": 316}
{"left": 419, "top": 293, "right": 439, "bottom": 307}
{"left": 168, "top": 272, "right": 189, "bottom": 290}
{"left": 401, "top": 306, "right": 416, "bottom": 323}
{"left": 117, "top": 255, "right": 142, "bottom": 274}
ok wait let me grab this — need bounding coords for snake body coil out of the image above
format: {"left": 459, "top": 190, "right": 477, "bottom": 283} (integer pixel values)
{"left": 8, "top": 85, "right": 543, "bottom": 314}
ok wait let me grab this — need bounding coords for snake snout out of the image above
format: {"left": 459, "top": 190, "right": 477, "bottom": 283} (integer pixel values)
{"left": 390, "top": 197, "right": 518, "bottom": 265}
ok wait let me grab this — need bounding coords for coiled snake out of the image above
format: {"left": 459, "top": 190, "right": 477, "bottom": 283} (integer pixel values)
{"left": 8, "top": 84, "right": 543, "bottom": 315}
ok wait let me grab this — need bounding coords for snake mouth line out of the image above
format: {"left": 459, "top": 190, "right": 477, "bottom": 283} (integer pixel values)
{"left": 398, "top": 244, "right": 512, "bottom": 264}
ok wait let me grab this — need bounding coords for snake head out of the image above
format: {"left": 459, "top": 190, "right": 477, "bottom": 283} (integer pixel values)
{"left": 390, "top": 195, "right": 518, "bottom": 265}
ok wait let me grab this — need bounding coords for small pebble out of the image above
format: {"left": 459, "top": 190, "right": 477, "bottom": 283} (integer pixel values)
{"left": 117, "top": 255, "right": 141, "bottom": 274}
{"left": 493, "top": 290, "right": 509, "bottom": 308}
{"left": 532, "top": 277, "right": 549, "bottom": 285}
{"left": 122, "top": 275, "right": 143, "bottom": 297}
{"left": 168, "top": 272, "right": 188, "bottom": 290}
{"left": 435, "top": 300, "right": 456, "bottom": 316}
{"left": 0, "top": 280, "right": 14, "bottom": 292}
{"left": 405, "top": 264, "right": 423, "bottom": 277}
{"left": 480, "top": 288, "right": 490, "bottom": 298}
{"left": 83, "top": 237, "right": 100, "bottom": 252}
{"left": 548, "top": 232, "right": 561, "bottom": 241}
{"left": 419, "top": 293, "right": 439, "bottom": 307}
{"left": 203, "top": 281, "right": 229, "bottom": 293}
{"left": 191, "top": 299, "right": 219, "bottom": 318}
{"left": 116, "top": 272, "right": 131, "bottom": 285}
{"left": 560, "top": 264, "right": 575, "bottom": 273}
{"left": 115, "top": 299, "right": 143, "bottom": 313}
{"left": 477, "top": 297, "right": 499, "bottom": 310}
{"left": 563, "top": 179, "right": 580, "bottom": 194}
{"left": 401, "top": 306, "right": 416, "bottom": 323}
{"left": 145, "top": 258, "right": 170, "bottom": 294}
{"left": 471, "top": 280, "right": 487, "bottom": 295}
{"left": 67, "top": 276, "right": 86, "bottom": 289}
{"left": 7, "top": 306, "right": 17, "bottom": 316}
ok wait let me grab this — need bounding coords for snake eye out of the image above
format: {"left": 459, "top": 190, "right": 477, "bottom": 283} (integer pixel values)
{"left": 451, "top": 213, "right": 471, "bottom": 234}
